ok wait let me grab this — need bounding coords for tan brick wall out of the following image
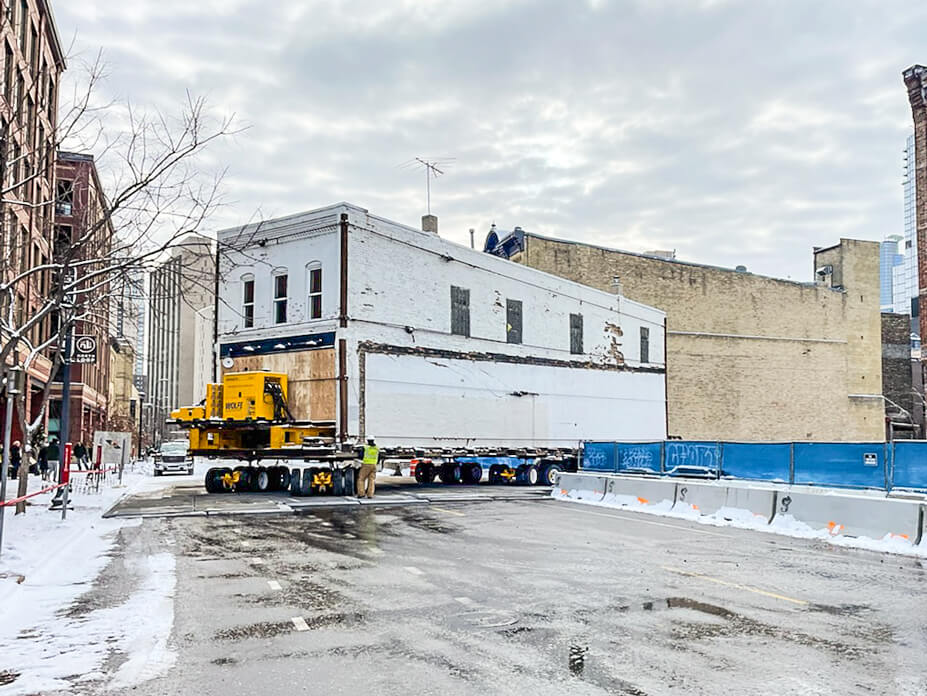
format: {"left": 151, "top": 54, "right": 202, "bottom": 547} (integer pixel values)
{"left": 514, "top": 235, "right": 884, "bottom": 441}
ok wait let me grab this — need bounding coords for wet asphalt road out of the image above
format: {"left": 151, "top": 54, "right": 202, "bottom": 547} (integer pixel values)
{"left": 103, "top": 492, "right": 927, "bottom": 696}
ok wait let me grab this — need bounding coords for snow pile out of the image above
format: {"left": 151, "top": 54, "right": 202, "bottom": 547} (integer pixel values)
{"left": 0, "top": 460, "right": 180, "bottom": 693}
{"left": 553, "top": 482, "right": 927, "bottom": 558}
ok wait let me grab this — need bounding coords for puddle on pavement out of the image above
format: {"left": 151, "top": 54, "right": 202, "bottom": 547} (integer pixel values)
{"left": 0, "top": 671, "right": 18, "bottom": 686}
{"left": 211, "top": 657, "right": 238, "bottom": 666}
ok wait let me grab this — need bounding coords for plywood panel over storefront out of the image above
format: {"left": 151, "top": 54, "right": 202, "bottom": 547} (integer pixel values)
{"left": 223, "top": 348, "right": 336, "bottom": 421}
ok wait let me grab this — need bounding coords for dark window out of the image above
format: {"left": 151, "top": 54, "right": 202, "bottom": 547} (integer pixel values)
{"left": 273, "top": 273, "right": 287, "bottom": 324}
{"left": 242, "top": 278, "right": 254, "bottom": 328}
{"left": 451, "top": 286, "right": 470, "bottom": 337}
{"left": 640, "top": 326, "right": 650, "bottom": 364}
{"left": 308, "top": 266, "right": 322, "bottom": 319}
{"left": 4, "top": 44, "right": 12, "bottom": 104}
{"left": 570, "top": 313, "right": 583, "bottom": 355}
{"left": 506, "top": 299, "right": 522, "bottom": 344}
{"left": 18, "top": 1, "right": 27, "bottom": 55}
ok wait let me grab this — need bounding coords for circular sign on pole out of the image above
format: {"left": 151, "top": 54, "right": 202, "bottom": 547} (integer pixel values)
{"left": 72, "top": 336, "right": 98, "bottom": 364}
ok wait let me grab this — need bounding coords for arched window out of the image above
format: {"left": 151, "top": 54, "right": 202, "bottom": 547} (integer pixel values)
{"left": 272, "top": 268, "right": 288, "bottom": 324}
{"left": 307, "top": 262, "right": 322, "bottom": 320}
{"left": 241, "top": 273, "right": 254, "bottom": 328}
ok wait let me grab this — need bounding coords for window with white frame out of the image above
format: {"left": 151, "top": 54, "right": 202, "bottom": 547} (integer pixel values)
{"left": 273, "top": 271, "right": 288, "bottom": 324}
{"left": 242, "top": 274, "right": 254, "bottom": 328}
{"left": 307, "top": 263, "right": 322, "bottom": 320}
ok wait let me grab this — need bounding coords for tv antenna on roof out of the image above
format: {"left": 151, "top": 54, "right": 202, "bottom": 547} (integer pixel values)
{"left": 399, "top": 157, "right": 455, "bottom": 214}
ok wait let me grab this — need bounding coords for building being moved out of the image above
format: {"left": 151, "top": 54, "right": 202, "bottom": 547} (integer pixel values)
{"left": 487, "top": 229, "right": 883, "bottom": 442}
{"left": 215, "top": 203, "right": 668, "bottom": 449}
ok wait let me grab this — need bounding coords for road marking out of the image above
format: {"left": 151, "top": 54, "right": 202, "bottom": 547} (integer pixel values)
{"left": 551, "top": 505, "right": 729, "bottom": 538}
{"left": 432, "top": 506, "right": 466, "bottom": 517}
{"left": 404, "top": 566, "right": 424, "bottom": 576}
{"left": 455, "top": 596, "right": 475, "bottom": 606}
{"left": 249, "top": 557, "right": 265, "bottom": 565}
{"left": 662, "top": 566, "right": 808, "bottom": 606}
{"left": 291, "top": 616, "right": 309, "bottom": 632}
{"left": 267, "top": 580, "right": 282, "bottom": 591}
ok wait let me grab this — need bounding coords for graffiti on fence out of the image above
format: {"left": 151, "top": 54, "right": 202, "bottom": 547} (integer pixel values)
{"left": 666, "top": 443, "right": 720, "bottom": 472}
{"left": 584, "top": 448, "right": 609, "bottom": 470}
{"left": 620, "top": 446, "right": 656, "bottom": 471}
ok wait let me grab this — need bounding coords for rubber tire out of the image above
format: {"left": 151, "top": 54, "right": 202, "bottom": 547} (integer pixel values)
{"left": 343, "top": 467, "right": 356, "bottom": 495}
{"left": 541, "top": 463, "right": 562, "bottom": 486}
{"left": 290, "top": 468, "right": 302, "bottom": 496}
{"left": 414, "top": 463, "right": 429, "bottom": 484}
{"left": 234, "top": 468, "right": 253, "bottom": 492}
{"left": 488, "top": 466, "right": 502, "bottom": 485}
{"left": 277, "top": 467, "right": 291, "bottom": 491}
{"left": 154, "top": 469, "right": 162, "bottom": 477}
{"left": 439, "top": 464, "right": 462, "bottom": 484}
{"left": 332, "top": 469, "right": 345, "bottom": 496}
{"left": 523, "top": 465, "right": 539, "bottom": 486}
{"left": 204, "top": 467, "right": 221, "bottom": 493}
{"left": 300, "top": 469, "right": 313, "bottom": 496}
{"left": 462, "top": 463, "right": 482, "bottom": 484}
{"left": 254, "top": 467, "right": 271, "bottom": 492}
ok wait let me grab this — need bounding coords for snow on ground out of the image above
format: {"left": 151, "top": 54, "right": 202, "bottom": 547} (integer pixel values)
{"left": 554, "top": 487, "right": 927, "bottom": 558}
{"left": 0, "top": 459, "right": 187, "bottom": 693}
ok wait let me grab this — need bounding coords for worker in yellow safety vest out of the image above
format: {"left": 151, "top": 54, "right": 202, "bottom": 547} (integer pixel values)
{"left": 357, "top": 438, "right": 379, "bottom": 498}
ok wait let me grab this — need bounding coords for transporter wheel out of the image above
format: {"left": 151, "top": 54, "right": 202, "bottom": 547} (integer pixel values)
{"left": 414, "top": 463, "right": 430, "bottom": 484}
{"left": 488, "top": 466, "right": 502, "bottom": 485}
{"left": 462, "top": 463, "right": 482, "bottom": 485}
{"left": 343, "top": 467, "right": 356, "bottom": 495}
{"left": 540, "top": 463, "right": 562, "bottom": 486}
{"left": 439, "top": 463, "right": 462, "bottom": 485}
{"left": 299, "top": 469, "right": 313, "bottom": 496}
{"left": 332, "top": 469, "right": 345, "bottom": 496}
{"left": 277, "top": 467, "right": 291, "bottom": 491}
{"left": 522, "top": 465, "right": 539, "bottom": 486}
{"left": 233, "top": 467, "right": 253, "bottom": 492}
{"left": 254, "top": 467, "right": 271, "bottom": 492}
{"left": 204, "top": 467, "right": 222, "bottom": 493}
{"left": 290, "top": 468, "right": 302, "bottom": 495}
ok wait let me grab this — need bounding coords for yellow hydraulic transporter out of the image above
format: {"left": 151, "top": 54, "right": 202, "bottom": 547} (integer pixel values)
{"left": 170, "top": 371, "right": 356, "bottom": 495}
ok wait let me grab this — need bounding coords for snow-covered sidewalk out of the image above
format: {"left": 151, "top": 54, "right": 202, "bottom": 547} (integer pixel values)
{"left": 0, "top": 460, "right": 185, "bottom": 693}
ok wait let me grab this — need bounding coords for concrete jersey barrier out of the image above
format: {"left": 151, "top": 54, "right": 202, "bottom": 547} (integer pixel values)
{"left": 674, "top": 481, "right": 777, "bottom": 523}
{"left": 772, "top": 490, "right": 923, "bottom": 543}
{"left": 553, "top": 472, "right": 608, "bottom": 503}
{"left": 600, "top": 476, "right": 676, "bottom": 512}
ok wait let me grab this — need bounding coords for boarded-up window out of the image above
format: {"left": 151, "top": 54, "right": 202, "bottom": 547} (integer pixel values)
{"left": 640, "top": 326, "right": 650, "bottom": 363}
{"left": 506, "top": 299, "right": 522, "bottom": 344}
{"left": 451, "top": 286, "right": 470, "bottom": 337}
{"left": 570, "top": 313, "right": 583, "bottom": 355}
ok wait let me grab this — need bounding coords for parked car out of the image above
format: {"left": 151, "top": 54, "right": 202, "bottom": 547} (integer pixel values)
{"left": 153, "top": 441, "right": 194, "bottom": 476}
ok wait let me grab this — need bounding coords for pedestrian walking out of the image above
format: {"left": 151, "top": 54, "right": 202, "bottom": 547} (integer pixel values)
{"left": 38, "top": 443, "right": 49, "bottom": 481}
{"left": 356, "top": 438, "right": 379, "bottom": 499}
{"left": 9, "top": 440, "right": 20, "bottom": 480}
{"left": 46, "top": 437, "right": 60, "bottom": 482}
{"left": 73, "top": 442, "right": 87, "bottom": 471}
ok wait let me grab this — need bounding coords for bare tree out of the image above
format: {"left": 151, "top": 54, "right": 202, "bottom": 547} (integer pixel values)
{"left": 0, "top": 52, "right": 240, "bottom": 513}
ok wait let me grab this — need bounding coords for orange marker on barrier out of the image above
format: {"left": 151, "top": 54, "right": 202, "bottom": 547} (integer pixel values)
{"left": 827, "top": 521, "right": 845, "bottom": 535}
{"left": 637, "top": 496, "right": 649, "bottom": 504}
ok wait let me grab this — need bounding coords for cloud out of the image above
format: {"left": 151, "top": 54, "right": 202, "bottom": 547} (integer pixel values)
{"left": 51, "top": 0, "right": 927, "bottom": 281}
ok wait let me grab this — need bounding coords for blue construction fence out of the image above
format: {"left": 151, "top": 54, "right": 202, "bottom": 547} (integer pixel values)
{"left": 581, "top": 440, "right": 927, "bottom": 492}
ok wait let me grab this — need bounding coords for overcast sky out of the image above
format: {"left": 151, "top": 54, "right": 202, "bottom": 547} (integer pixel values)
{"left": 54, "top": 0, "right": 926, "bottom": 281}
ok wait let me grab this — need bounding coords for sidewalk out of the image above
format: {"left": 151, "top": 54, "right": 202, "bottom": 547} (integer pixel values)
{"left": 0, "top": 459, "right": 185, "bottom": 694}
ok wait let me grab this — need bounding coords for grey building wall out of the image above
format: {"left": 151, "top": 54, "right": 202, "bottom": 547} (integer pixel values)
{"left": 146, "top": 233, "right": 215, "bottom": 443}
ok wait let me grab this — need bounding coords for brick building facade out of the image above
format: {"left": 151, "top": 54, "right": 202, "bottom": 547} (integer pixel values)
{"left": 47, "top": 152, "right": 112, "bottom": 443}
{"left": 0, "top": 0, "right": 64, "bottom": 443}
{"left": 904, "top": 65, "right": 927, "bottom": 401}
{"left": 491, "top": 231, "right": 884, "bottom": 441}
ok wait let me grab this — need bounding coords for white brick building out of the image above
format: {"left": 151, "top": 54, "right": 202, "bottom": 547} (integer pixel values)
{"left": 216, "top": 203, "right": 667, "bottom": 448}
